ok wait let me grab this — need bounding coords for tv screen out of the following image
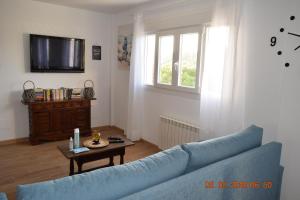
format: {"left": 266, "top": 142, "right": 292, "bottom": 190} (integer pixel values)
{"left": 30, "top": 34, "right": 85, "bottom": 73}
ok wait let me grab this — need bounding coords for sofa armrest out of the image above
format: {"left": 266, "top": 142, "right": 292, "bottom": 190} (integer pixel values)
{"left": 0, "top": 193, "right": 7, "bottom": 200}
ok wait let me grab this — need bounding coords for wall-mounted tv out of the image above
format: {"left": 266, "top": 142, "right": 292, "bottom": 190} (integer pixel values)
{"left": 30, "top": 34, "right": 85, "bottom": 73}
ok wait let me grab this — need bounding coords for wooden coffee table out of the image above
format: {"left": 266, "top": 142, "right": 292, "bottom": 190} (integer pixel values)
{"left": 57, "top": 133, "right": 134, "bottom": 176}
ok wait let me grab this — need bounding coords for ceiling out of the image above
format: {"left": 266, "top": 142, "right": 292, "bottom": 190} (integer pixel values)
{"left": 34, "top": 0, "right": 155, "bottom": 14}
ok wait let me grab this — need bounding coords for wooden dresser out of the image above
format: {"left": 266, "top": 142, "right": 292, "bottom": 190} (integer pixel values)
{"left": 23, "top": 99, "right": 92, "bottom": 145}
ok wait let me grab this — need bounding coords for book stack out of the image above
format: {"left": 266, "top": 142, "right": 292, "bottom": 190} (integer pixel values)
{"left": 72, "top": 88, "right": 82, "bottom": 99}
{"left": 43, "top": 89, "right": 51, "bottom": 101}
{"left": 34, "top": 88, "right": 78, "bottom": 101}
{"left": 53, "top": 88, "right": 71, "bottom": 101}
{"left": 35, "top": 88, "right": 44, "bottom": 101}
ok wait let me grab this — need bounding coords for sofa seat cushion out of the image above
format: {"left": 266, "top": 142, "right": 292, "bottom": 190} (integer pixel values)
{"left": 17, "top": 145, "right": 189, "bottom": 200}
{"left": 182, "top": 125, "right": 263, "bottom": 173}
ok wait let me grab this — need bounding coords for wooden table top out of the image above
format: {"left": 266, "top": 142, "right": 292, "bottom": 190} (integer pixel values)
{"left": 57, "top": 132, "right": 134, "bottom": 159}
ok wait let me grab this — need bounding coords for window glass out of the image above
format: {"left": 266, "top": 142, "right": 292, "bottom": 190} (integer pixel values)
{"left": 178, "top": 33, "right": 199, "bottom": 88}
{"left": 158, "top": 35, "right": 174, "bottom": 85}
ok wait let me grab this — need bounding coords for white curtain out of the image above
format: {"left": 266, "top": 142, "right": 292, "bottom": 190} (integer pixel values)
{"left": 199, "top": 0, "right": 245, "bottom": 138}
{"left": 126, "top": 14, "right": 146, "bottom": 141}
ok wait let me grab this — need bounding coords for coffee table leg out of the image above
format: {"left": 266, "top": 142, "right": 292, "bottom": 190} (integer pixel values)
{"left": 120, "top": 153, "right": 124, "bottom": 164}
{"left": 120, "top": 148, "right": 125, "bottom": 164}
{"left": 109, "top": 156, "right": 114, "bottom": 166}
{"left": 69, "top": 158, "right": 74, "bottom": 176}
{"left": 77, "top": 161, "right": 83, "bottom": 174}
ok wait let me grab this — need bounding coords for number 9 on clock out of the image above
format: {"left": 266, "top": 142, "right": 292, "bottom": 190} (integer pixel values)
{"left": 270, "top": 37, "right": 277, "bottom": 46}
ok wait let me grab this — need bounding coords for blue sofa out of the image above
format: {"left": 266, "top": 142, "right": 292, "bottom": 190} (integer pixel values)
{"left": 0, "top": 125, "right": 283, "bottom": 200}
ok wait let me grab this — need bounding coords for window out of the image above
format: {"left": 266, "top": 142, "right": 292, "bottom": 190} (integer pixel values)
{"left": 144, "top": 27, "right": 202, "bottom": 93}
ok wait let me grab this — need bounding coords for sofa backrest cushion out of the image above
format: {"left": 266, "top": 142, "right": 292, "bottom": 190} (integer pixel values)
{"left": 17, "top": 145, "right": 189, "bottom": 200}
{"left": 120, "top": 142, "right": 282, "bottom": 200}
{"left": 182, "top": 125, "right": 263, "bottom": 173}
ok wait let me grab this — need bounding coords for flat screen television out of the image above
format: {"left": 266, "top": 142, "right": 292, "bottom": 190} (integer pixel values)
{"left": 30, "top": 34, "right": 85, "bottom": 73}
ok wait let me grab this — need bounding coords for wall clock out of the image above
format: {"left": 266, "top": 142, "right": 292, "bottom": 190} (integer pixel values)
{"left": 270, "top": 15, "right": 299, "bottom": 68}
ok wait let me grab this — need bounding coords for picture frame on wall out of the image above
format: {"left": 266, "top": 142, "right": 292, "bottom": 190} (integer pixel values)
{"left": 117, "top": 24, "right": 133, "bottom": 68}
{"left": 92, "top": 45, "right": 101, "bottom": 60}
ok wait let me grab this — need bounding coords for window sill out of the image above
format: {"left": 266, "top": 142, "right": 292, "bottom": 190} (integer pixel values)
{"left": 144, "top": 84, "right": 200, "bottom": 100}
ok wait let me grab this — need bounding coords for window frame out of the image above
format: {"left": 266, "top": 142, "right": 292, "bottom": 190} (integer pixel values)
{"left": 151, "top": 26, "right": 203, "bottom": 94}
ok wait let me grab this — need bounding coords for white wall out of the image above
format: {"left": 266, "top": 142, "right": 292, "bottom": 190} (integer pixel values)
{"left": 110, "top": 13, "right": 132, "bottom": 132}
{"left": 243, "top": 0, "right": 300, "bottom": 199}
{"left": 111, "top": 0, "right": 300, "bottom": 199}
{"left": 0, "top": 0, "right": 112, "bottom": 141}
{"left": 143, "top": 88, "right": 201, "bottom": 144}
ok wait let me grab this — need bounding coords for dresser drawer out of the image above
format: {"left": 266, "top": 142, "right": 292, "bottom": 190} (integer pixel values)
{"left": 81, "top": 100, "right": 90, "bottom": 107}
{"left": 63, "top": 101, "right": 73, "bottom": 108}
{"left": 31, "top": 103, "right": 53, "bottom": 111}
{"left": 72, "top": 101, "right": 82, "bottom": 108}
{"left": 32, "top": 112, "right": 50, "bottom": 134}
{"left": 53, "top": 102, "right": 75, "bottom": 109}
{"left": 53, "top": 102, "right": 64, "bottom": 109}
{"left": 71, "top": 100, "right": 90, "bottom": 108}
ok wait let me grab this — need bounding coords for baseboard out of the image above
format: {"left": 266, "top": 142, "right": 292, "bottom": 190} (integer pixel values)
{"left": 93, "top": 125, "right": 124, "bottom": 133}
{"left": 139, "top": 138, "right": 160, "bottom": 150}
{"left": 110, "top": 126, "right": 125, "bottom": 133}
{"left": 92, "top": 125, "right": 113, "bottom": 131}
{"left": 0, "top": 137, "right": 29, "bottom": 146}
{"left": 0, "top": 125, "right": 125, "bottom": 146}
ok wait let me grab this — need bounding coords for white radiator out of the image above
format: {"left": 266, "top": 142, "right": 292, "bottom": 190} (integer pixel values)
{"left": 159, "top": 115, "right": 201, "bottom": 150}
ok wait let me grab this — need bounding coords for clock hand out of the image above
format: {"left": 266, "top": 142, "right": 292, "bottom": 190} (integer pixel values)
{"left": 295, "top": 45, "right": 300, "bottom": 51}
{"left": 288, "top": 32, "right": 300, "bottom": 37}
